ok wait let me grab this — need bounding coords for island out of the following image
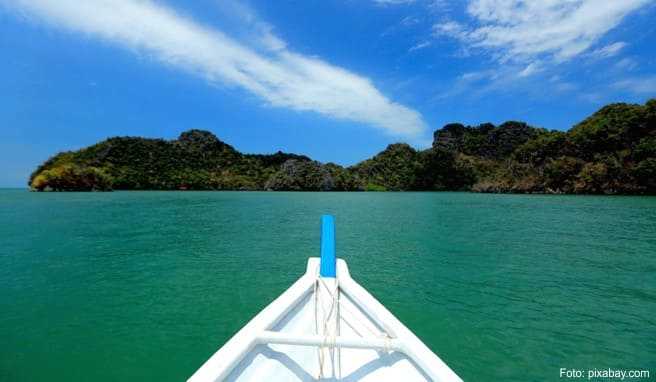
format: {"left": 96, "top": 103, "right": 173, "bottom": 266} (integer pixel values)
{"left": 30, "top": 99, "right": 655, "bottom": 194}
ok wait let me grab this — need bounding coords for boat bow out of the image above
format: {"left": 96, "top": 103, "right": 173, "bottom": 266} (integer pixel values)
{"left": 188, "top": 216, "right": 462, "bottom": 382}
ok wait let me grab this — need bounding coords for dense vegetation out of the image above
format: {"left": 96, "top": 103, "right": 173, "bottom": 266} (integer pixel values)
{"left": 30, "top": 99, "right": 656, "bottom": 194}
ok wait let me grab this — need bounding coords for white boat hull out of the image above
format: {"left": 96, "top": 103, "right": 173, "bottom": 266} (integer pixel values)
{"left": 188, "top": 258, "right": 462, "bottom": 382}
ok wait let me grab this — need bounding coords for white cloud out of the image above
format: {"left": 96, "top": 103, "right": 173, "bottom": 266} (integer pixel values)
{"left": 612, "top": 76, "right": 656, "bottom": 94}
{"left": 460, "top": 70, "right": 495, "bottom": 82}
{"left": 400, "top": 15, "right": 420, "bottom": 26}
{"left": 432, "top": 20, "right": 467, "bottom": 39}
{"left": 434, "top": 0, "right": 649, "bottom": 62}
{"left": 517, "top": 61, "right": 542, "bottom": 77}
{"left": 409, "top": 41, "right": 431, "bottom": 52}
{"left": 427, "top": 0, "right": 450, "bottom": 12}
{"left": 588, "top": 41, "right": 627, "bottom": 58}
{"left": 7, "top": 0, "right": 426, "bottom": 137}
{"left": 434, "top": 62, "right": 583, "bottom": 102}
{"left": 614, "top": 57, "right": 638, "bottom": 71}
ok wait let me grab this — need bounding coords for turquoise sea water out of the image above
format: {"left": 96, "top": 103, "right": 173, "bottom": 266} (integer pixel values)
{"left": 1, "top": 190, "right": 655, "bottom": 381}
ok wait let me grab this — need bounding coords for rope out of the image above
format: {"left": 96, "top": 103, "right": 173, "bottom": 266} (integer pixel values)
{"left": 313, "top": 279, "right": 323, "bottom": 379}
{"left": 315, "top": 277, "right": 339, "bottom": 379}
{"left": 313, "top": 273, "right": 396, "bottom": 378}
{"left": 335, "top": 296, "right": 383, "bottom": 338}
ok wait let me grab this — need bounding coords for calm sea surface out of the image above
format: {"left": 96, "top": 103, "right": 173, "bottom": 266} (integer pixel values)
{"left": 1, "top": 190, "right": 655, "bottom": 381}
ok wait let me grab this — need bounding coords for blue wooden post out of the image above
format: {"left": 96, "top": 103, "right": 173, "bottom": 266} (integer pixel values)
{"left": 319, "top": 215, "right": 336, "bottom": 277}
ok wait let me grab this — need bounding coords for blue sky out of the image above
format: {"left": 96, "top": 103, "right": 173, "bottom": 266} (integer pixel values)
{"left": 1, "top": 0, "right": 655, "bottom": 187}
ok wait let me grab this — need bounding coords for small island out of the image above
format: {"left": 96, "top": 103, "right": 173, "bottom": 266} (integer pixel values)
{"left": 30, "top": 99, "right": 655, "bottom": 194}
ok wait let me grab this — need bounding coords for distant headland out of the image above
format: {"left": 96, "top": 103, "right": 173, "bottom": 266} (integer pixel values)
{"left": 30, "top": 99, "right": 655, "bottom": 194}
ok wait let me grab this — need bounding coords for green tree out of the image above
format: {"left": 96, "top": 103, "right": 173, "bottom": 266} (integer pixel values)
{"left": 543, "top": 156, "right": 584, "bottom": 193}
{"left": 31, "top": 164, "right": 112, "bottom": 191}
{"left": 352, "top": 143, "right": 420, "bottom": 191}
{"left": 633, "top": 158, "right": 656, "bottom": 192}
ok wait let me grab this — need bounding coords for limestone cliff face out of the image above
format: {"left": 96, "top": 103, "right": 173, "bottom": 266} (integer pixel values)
{"left": 265, "top": 160, "right": 335, "bottom": 191}
{"left": 432, "top": 122, "right": 538, "bottom": 158}
{"left": 426, "top": 100, "right": 656, "bottom": 194}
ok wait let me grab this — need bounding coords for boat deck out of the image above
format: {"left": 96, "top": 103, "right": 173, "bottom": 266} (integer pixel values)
{"left": 226, "top": 280, "right": 430, "bottom": 381}
{"left": 189, "top": 258, "right": 461, "bottom": 382}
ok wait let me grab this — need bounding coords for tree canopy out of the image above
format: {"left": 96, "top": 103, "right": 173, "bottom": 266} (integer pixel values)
{"left": 30, "top": 99, "right": 655, "bottom": 194}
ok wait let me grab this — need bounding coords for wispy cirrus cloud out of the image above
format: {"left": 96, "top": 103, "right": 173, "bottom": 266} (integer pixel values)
{"left": 408, "top": 41, "right": 431, "bottom": 52}
{"left": 434, "top": 0, "right": 649, "bottom": 63}
{"left": 614, "top": 57, "right": 638, "bottom": 71}
{"left": 588, "top": 42, "right": 627, "bottom": 59}
{"left": 426, "top": 0, "right": 655, "bottom": 101}
{"left": 432, "top": 20, "right": 467, "bottom": 39}
{"left": 5, "top": 0, "right": 426, "bottom": 138}
{"left": 517, "top": 61, "right": 542, "bottom": 77}
{"left": 612, "top": 76, "right": 656, "bottom": 94}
